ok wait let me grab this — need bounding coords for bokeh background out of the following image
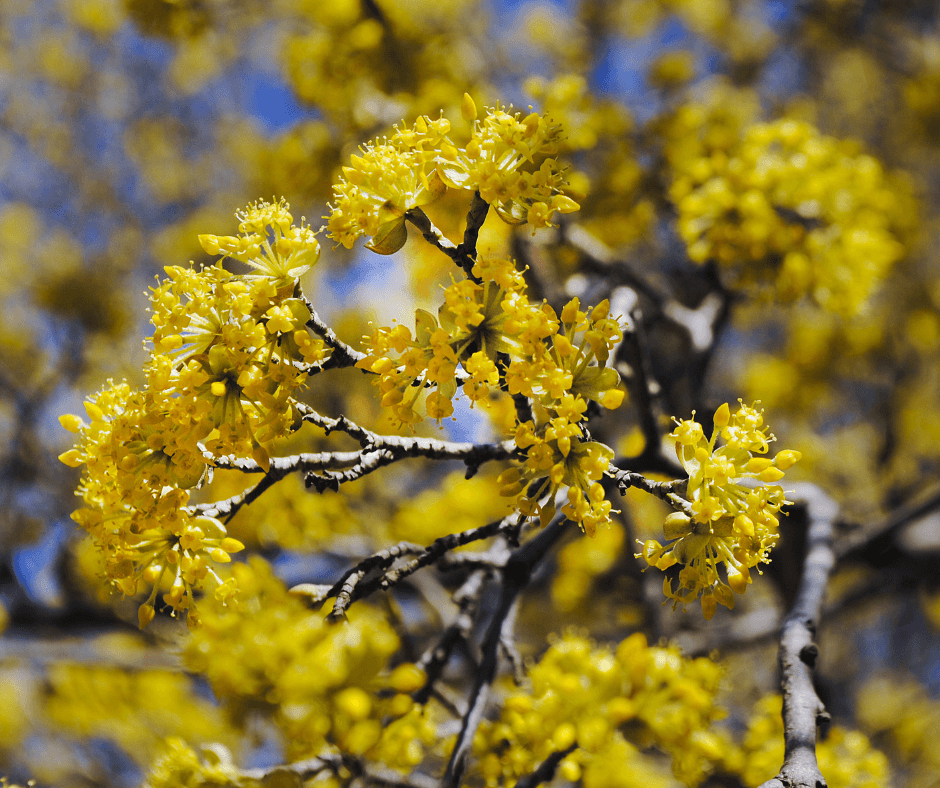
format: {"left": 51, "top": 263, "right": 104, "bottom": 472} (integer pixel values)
{"left": 2, "top": 0, "right": 940, "bottom": 785}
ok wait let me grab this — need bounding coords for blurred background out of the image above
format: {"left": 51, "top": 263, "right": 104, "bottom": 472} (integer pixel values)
{"left": 1, "top": 0, "right": 940, "bottom": 785}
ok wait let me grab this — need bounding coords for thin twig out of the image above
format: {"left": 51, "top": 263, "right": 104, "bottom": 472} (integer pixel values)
{"left": 405, "top": 206, "right": 480, "bottom": 280}
{"left": 328, "top": 517, "right": 517, "bottom": 620}
{"left": 294, "top": 515, "right": 518, "bottom": 621}
{"left": 609, "top": 467, "right": 690, "bottom": 516}
{"left": 514, "top": 744, "right": 578, "bottom": 788}
{"left": 301, "top": 297, "right": 368, "bottom": 370}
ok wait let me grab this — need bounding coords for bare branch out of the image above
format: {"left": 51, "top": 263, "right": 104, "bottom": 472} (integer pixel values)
{"left": 295, "top": 403, "right": 374, "bottom": 446}
{"left": 194, "top": 431, "right": 514, "bottom": 525}
{"left": 619, "top": 299, "right": 664, "bottom": 450}
{"left": 459, "top": 191, "right": 489, "bottom": 262}
{"left": 325, "top": 515, "right": 519, "bottom": 621}
{"left": 442, "top": 514, "right": 570, "bottom": 788}
{"left": 610, "top": 467, "right": 690, "bottom": 516}
{"left": 836, "top": 481, "right": 940, "bottom": 562}
{"left": 414, "top": 569, "right": 491, "bottom": 705}
{"left": 323, "top": 540, "right": 425, "bottom": 619}
{"left": 301, "top": 297, "right": 368, "bottom": 370}
{"left": 405, "top": 206, "right": 480, "bottom": 280}
{"left": 514, "top": 744, "right": 578, "bottom": 788}
{"left": 239, "top": 754, "right": 344, "bottom": 783}
{"left": 758, "top": 484, "right": 838, "bottom": 788}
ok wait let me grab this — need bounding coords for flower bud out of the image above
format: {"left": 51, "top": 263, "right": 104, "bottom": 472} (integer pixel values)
{"left": 774, "top": 449, "right": 802, "bottom": 469}
{"left": 713, "top": 402, "right": 731, "bottom": 427}
{"left": 664, "top": 512, "right": 692, "bottom": 540}
{"left": 758, "top": 466, "right": 785, "bottom": 482}
{"left": 138, "top": 604, "right": 156, "bottom": 629}
{"left": 461, "top": 93, "right": 477, "bottom": 121}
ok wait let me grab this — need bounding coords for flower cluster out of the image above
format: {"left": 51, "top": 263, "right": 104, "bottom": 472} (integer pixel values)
{"left": 551, "top": 521, "right": 626, "bottom": 612}
{"left": 327, "top": 96, "right": 579, "bottom": 253}
{"left": 473, "top": 631, "right": 729, "bottom": 787}
{"left": 44, "top": 663, "right": 230, "bottom": 758}
{"left": 183, "top": 558, "right": 437, "bottom": 767}
{"left": 59, "top": 200, "right": 324, "bottom": 626}
{"left": 358, "top": 252, "right": 624, "bottom": 534}
{"left": 437, "top": 95, "right": 578, "bottom": 227}
{"left": 670, "top": 117, "right": 916, "bottom": 316}
{"left": 144, "top": 739, "right": 243, "bottom": 788}
{"left": 497, "top": 296, "right": 625, "bottom": 535}
{"left": 856, "top": 674, "right": 940, "bottom": 786}
{"left": 637, "top": 401, "right": 801, "bottom": 618}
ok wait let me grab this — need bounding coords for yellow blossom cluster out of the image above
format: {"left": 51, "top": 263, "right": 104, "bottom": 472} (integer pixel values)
{"left": 183, "top": 558, "right": 437, "bottom": 767}
{"left": 59, "top": 200, "right": 324, "bottom": 626}
{"left": 670, "top": 117, "right": 916, "bottom": 316}
{"left": 473, "top": 631, "right": 729, "bottom": 787}
{"left": 327, "top": 96, "right": 579, "bottom": 254}
{"left": 356, "top": 257, "right": 546, "bottom": 422}
{"left": 734, "top": 695, "right": 891, "bottom": 788}
{"left": 638, "top": 402, "right": 801, "bottom": 618}
{"left": 496, "top": 296, "right": 626, "bottom": 535}
{"left": 143, "top": 739, "right": 243, "bottom": 788}
{"left": 437, "top": 96, "right": 578, "bottom": 226}
{"left": 856, "top": 674, "right": 940, "bottom": 785}
{"left": 387, "top": 470, "right": 513, "bottom": 545}
{"left": 525, "top": 74, "right": 653, "bottom": 248}
{"left": 359, "top": 250, "right": 624, "bottom": 534}
{"left": 551, "top": 522, "right": 626, "bottom": 612}
{"left": 44, "top": 663, "right": 231, "bottom": 759}
{"left": 208, "top": 469, "right": 359, "bottom": 550}
{"left": 281, "top": 0, "right": 477, "bottom": 131}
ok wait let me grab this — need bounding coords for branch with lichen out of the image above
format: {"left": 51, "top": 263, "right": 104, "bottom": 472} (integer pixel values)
{"left": 405, "top": 206, "right": 479, "bottom": 279}
{"left": 300, "top": 296, "right": 368, "bottom": 371}
{"left": 610, "top": 467, "right": 690, "bottom": 515}
{"left": 442, "top": 513, "right": 569, "bottom": 788}
{"left": 758, "top": 484, "right": 837, "bottom": 788}
{"left": 292, "top": 514, "right": 521, "bottom": 621}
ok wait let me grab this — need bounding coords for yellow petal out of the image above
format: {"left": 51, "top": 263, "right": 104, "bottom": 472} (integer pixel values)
{"left": 58, "top": 449, "right": 84, "bottom": 467}
{"left": 461, "top": 92, "right": 477, "bottom": 122}
{"left": 59, "top": 414, "right": 84, "bottom": 433}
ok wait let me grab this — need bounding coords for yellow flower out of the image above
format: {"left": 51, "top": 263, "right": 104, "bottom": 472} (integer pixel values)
{"left": 327, "top": 116, "right": 451, "bottom": 253}
{"left": 499, "top": 417, "right": 616, "bottom": 535}
{"left": 637, "top": 401, "right": 801, "bottom": 617}
{"left": 199, "top": 198, "right": 320, "bottom": 288}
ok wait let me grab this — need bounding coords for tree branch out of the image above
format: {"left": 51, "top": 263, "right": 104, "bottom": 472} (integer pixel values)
{"left": 458, "top": 191, "right": 489, "bottom": 262}
{"left": 291, "top": 515, "right": 521, "bottom": 621}
{"left": 195, "top": 431, "right": 514, "bottom": 524}
{"left": 413, "top": 568, "right": 491, "bottom": 705}
{"left": 609, "top": 467, "right": 690, "bottom": 515}
{"left": 405, "top": 206, "right": 481, "bottom": 280}
{"left": 836, "top": 481, "right": 940, "bottom": 563}
{"left": 442, "top": 514, "right": 570, "bottom": 788}
{"left": 514, "top": 744, "right": 578, "bottom": 788}
{"left": 301, "top": 297, "right": 368, "bottom": 370}
{"left": 758, "top": 484, "right": 838, "bottom": 788}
